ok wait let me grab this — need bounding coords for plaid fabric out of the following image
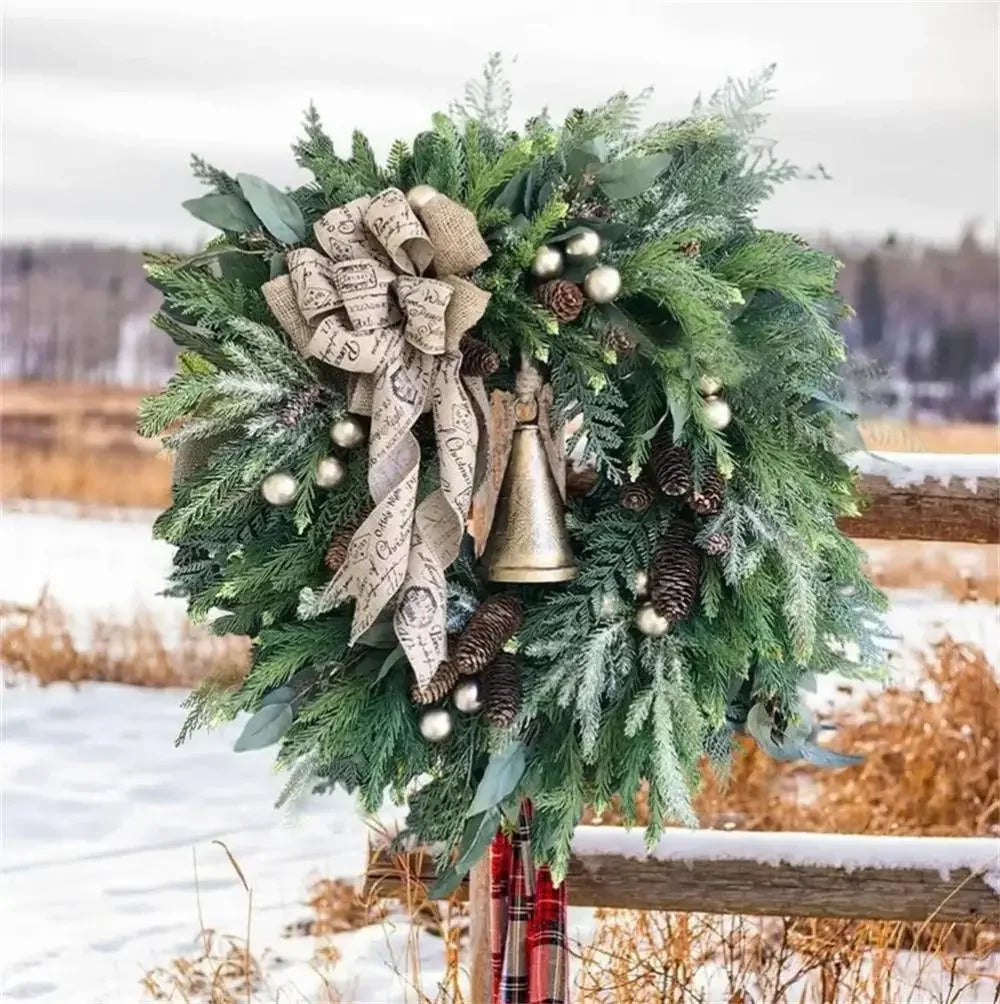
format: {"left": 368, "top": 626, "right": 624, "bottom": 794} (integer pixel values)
{"left": 489, "top": 801, "right": 568, "bottom": 1004}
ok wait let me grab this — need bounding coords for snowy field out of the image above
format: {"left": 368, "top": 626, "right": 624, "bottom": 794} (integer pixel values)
{"left": 2, "top": 509, "right": 998, "bottom": 1003}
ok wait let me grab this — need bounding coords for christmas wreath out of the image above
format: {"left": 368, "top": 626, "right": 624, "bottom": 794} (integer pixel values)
{"left": 145, "top": 61, "right": 888, "bottom": 889}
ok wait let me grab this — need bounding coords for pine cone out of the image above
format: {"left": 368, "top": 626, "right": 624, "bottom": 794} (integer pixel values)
{"left": 619, "top": 477, "right": 656, "bottom": 513}
{"left": 482, "top": 652, "right": 520, "bottom": 728}
{"left": 410, "top": 660, "right": 460, "bottom": 705}
{"left": 688, "top": 468, "right": 726, "bottom": 515}
{"left": 701, "top": 531, "right": 731, "bottom": 557}
{"left": 536, "top": 280, "right": 584, "bottom": 323}
{"left": 649, "top": 521, "right": 702, "bottom": 623}
{"left": 453, "top": 595, "right": 524, "bottom": 674}
{"left": 649, "top": 436, "right": 692, "bottom": 496}
{"left": 601, "top": 326, "right": 634, "bottom": 355}
{"left": 680, "top": 239, "right": 701, "bottom": 258}
{"left": 570, "top": 198, "right": 612, "bottom": 221}
{"left": 324, "top": 523, "right": 358, "bottom": 573}
{"left": 278, "top": 385, "right": 323, "bottom": 428}
{"left": 459, "top": 335, "right": 500, "bottom": 378}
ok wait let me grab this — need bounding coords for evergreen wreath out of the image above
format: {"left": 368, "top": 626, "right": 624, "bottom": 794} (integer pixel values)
{"left": 144, "top": 59, "right": 889, "bottom": 889}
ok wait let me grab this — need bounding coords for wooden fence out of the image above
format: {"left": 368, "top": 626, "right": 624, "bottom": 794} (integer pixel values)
{"left": 364, "top": 451, "right": 1000, "bottom": 1001}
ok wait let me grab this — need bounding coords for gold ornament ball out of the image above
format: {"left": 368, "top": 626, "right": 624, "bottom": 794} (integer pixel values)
{"left": 419, "top": 707, "right": 453, "bottom": 742}
{"left": 582, "top": 265, "right": 622, "bottom": 304}
{"left": 330, "top": 415, "right": 366, "bottom": 450}
{"left": 634, "top": 569, "right": 650, "bottom": 599}
{"left": 261, "top": 472, "right": 298, "bottom": 507}
{"left": 698, "top": 375, "right": 723, "bottom": 397}
{"left": 315, "top": 456, "right": 347, "bottom": 489}
{"left": 530, "top": 245, "right": 564, "bottom": 279}
{"left": 702, "top": 396, "right": 732, "bottom": 431}
{"left": 635, "top": 602, "right": 670, "bottom": 637}
{"left": 406, "top": 184, "right": 439, "bottom": 211}
{"left": 453, "top": 678, "right": 483, "bottom": 714}
{"left": 564, "top": 228, "right": 601, "bottom": 259}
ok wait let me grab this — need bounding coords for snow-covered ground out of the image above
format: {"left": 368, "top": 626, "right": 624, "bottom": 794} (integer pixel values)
{"left": 1, "top": 509, "right": 997, "bottom": 1003}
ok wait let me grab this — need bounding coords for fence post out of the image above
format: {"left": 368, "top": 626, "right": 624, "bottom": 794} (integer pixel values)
{"left": 468, "top": 858, "right": 492, "bottom": 1003}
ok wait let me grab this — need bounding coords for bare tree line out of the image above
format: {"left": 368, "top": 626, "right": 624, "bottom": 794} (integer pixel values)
{"left": 1, "top": 235, "right": 997, "bottom": 421}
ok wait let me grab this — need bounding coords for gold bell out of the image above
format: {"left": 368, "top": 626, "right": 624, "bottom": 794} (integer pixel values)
{"left": 482, "top": 421, "right": 577, "bottom": 583}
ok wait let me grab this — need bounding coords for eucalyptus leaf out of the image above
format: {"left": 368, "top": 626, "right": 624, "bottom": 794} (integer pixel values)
{"left": 564, "top": 137, "right": 608, "bottom": 179}
{"left": 595, "top": 152, "right": 673, "bottom": 201}
{"left": 427, "top": 861, "right": 463, "bottom": 899}
{"left": 801, "top": 744, "right": 864, "bottom": 769}
{"left": 182, "top": 193, "right": 260, "bottom": 234}
{"left": 260, "top": 685, "right": 296, "bottom": 707}
{"left": 494, "top": 168, "right": 530, "bottom": 212}
{"left": 667, "top": 390, "right": 690, "bottom": 439}
{"left": 236, "top": 173, "right": 307, "bottom": 244}
{"left": 465, "top": 742, "right": 526, "bottom": 818}
{"left": 454, "top": 808, "right": 502, "bottom": 876}
{"left": 375, "top": 646, "right": 407, "bottom": 684}
{"left": 356, "top": 619, "right": 398, "bottom": 649}
{"left": 233, "top": 703, "right": 293, "bottom": 752}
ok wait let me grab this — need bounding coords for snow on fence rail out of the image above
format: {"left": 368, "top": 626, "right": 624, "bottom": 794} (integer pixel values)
{"left": 841, "top": 451, "right": 999, "bottom": 543}
{"left": 366, "top": 829, "right": 1000, "bottom": 924}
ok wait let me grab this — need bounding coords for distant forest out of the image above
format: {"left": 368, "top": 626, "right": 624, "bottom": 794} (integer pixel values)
{"left": 2, "top": 230, "right": 997, "bottom": 421}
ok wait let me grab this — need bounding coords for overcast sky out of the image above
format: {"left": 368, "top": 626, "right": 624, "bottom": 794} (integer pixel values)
{"left": 3, "top": 0, "right": 997, "bottom": 247}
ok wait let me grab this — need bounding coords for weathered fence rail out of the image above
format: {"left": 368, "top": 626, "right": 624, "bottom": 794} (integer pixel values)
{"left": 367, "top": 828, "right": 1000, "bottom": 924}
{"left": 840, "top": 452, "right": 999, "bottom": 544}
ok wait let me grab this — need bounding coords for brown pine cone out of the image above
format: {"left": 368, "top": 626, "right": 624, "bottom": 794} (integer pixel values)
{"left": 459, "top": 335, "right": 500, "bottom": 378}
{"left": 482, "top": 652, "right": 521, "bottom": 728}
{"left": 688, "top": 468, "right": 726, "bottom": 515}
{"left": 324, "top": 523, "right": 359, "bottom": 573}
{"left": 410, "top": 660, "right": 460, "bottom": 705}
{"left": 601, "top": 326, "right": 634, "bottom": 355}
{"left": 619, "top": 478, "right": 656, "bottom": 513}
{"left": 701, "top": 531, "right": 731, "bottom": 557}
{"left": 453, "top": 595, "right": 524, "bottom": 674}
{"left": 680, "top": 239, "right": 701, "bottom": 258}
{"left": 649, "top": 521, "right": 702, "bottom": 623}
{"left": 278, "top": 385, "right": 323, "bottom": 428}
{"left": 536, "top": 279, "right": 584, "bottom": 323}
{"left": 649, "top": 435, "right": 692, "bottom": 497}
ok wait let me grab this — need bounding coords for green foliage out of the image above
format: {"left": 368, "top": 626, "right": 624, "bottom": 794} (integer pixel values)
{"left": 150, "top": 60, "right": 889, "bottom": 876}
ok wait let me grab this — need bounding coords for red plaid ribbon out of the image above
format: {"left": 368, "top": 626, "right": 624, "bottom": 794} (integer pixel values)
{"left": 489, "top": 801, "right": 568, "bottom": 1004}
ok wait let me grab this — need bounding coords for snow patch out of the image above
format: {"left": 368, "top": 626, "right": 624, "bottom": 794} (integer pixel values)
{"left": 850, "top": 450, "right": 999, "bottom": 492}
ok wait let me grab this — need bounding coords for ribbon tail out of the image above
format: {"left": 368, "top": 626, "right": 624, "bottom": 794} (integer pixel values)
{"left": 395, "top": 356, "right": 478, "bottom": 685}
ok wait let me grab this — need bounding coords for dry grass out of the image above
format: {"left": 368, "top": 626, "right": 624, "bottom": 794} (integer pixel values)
{"left": 0, "top": 593, "right": 248, "bottom": 689}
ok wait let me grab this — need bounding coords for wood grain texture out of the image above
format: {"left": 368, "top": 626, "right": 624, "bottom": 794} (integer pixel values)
{"left": 840, "top": 471, "right": 1000, "bottom": 543}
{"left": 366, "top": 845, "right": 998, "bottom": 924}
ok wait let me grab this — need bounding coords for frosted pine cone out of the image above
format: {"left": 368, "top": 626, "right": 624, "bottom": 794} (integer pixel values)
{"left": 536, "top": 280, "right": 584, "bottom": 323}
{"left": 688, "top": 468, "right": 726, "bottom": 515}
{"left": 649, "top": 436, "right": 692, "bottom": 497}
{"left": 453, "top": 595, "right": 524, "bottom": 674}
{"left": 410, "top": 660, "right": 460, "bottom": 705}
{"left": 701, "top": 531, "right": 731, "bottom": 557}
{"left": 278, "top": 385, "right": 323, "bottom": 428}
{"left": 482, "top": 652, "right": 521, "bottom": 728}
{"left": 459, "top": 335, "right": 500, "bottom": 378}
{"left": 619, "top": 478, "right": 656, "bottom": 513}
{"left": 649, "top": 521, "right": 702, "bottom": 623}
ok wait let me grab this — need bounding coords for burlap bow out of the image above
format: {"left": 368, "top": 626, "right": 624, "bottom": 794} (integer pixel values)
{"left": 261, "top": 188, "right": 491, "bottom": 686}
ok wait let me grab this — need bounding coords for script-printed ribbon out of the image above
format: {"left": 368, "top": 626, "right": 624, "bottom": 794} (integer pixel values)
{"left": 261, "top": 188, "right": 491, "bottom": 686}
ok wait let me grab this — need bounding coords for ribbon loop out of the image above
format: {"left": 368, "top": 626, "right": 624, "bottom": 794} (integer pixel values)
{"left": 261, "top": 187, "right": 492, "bottom": 685}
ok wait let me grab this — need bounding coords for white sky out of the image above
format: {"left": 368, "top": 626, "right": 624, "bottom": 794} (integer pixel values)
{"left": 3, "top": 0, "right": 997, "bottom": 247}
